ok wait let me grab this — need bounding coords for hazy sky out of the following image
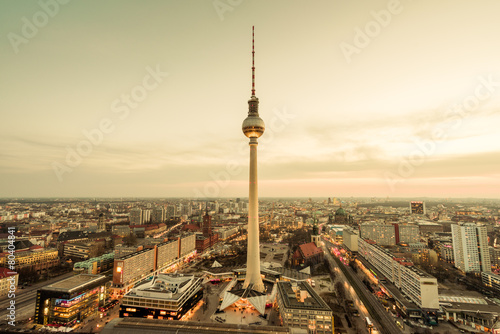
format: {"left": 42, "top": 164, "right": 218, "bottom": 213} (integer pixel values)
{"left": 1, "top": 0, "right": 500, "bottom": 198}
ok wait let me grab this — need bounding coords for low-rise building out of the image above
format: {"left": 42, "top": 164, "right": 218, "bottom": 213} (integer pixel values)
{"left": 120, "top": 273, "right": 203, "bottom": 320}
{"left": 34, "top": 274, "right": 109, "bottom": 326}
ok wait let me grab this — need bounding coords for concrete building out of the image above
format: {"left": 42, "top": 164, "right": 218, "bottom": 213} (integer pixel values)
{"left": 0, "top": 268, "right": 18, "bottom": 297}
{"left": 113, "top": 248, "right": 156, "bottom": 291}
{"left": 129, "top": 208, "right": 143, "bottom": 225}
{"left": 396, "top": 224, "right": 420, "bottom": 244}
{"left": 276, "top": 281, "right": 333, "bottom": 334}
{"left": 152, "top": 206, "right": 165, "bottom": 224}
{"left": 358, "top": 238, "right": 439, "bottom": 309}
{"left": 63, "top": 242, "right": 99, "bottom": 260}
{"left": 360, "top": 223, "right": 395, "bottom": 246}
{"left": 0, "top": 248, "right": 59, "bottom": 274}
{"left": 343, "top": 227, "right": 359, "bottom": 252}
{"left": 439, "top": 243, "right": 454, "bottom": 262}
{"left": 482, "top": 272, "right": 500, "bottom": 294}
{"left": 490, "top": 246, "right": 500, "bottom": 269}
{"left": 452, "top": 222, "right": 491, "bottom": 273}
{"left": 120, "top": 274, "right": 203, "bottom": 321}
{"left": 156, "top": 240, "right": 178, "bottom": 269}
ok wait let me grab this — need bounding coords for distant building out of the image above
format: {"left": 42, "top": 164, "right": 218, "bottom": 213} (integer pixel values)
{"left": 112, "top": 225, "right": 131, "bottom": 237}
{"left": 73, "top": 253, "right": 115, "bottom": 274}
{"left": 0, "top": 268, "right": 18, "bottom": 297}
{"left": 490, "top": 247, "right": 500, "bottom": 269}
{"left": 439, "top": 243, "right": 454, "bottom": 262}
{"left": 0, "top": 248, "right": 58, "bottom": 274}
{"left": 417, "top": 222, "right": 443, "bottom": 235}
{"left": 482, "top": 272, "right": 500, "bottom": 294}
{"left": 410, "top": 201, "right": 426, "bottom": 215}
{"left": 276, "top": 281, "right": 333, "bottom": 334}
{"left": 360, "top": 223, "right": 395, "bottom": 246}
{"left": 334, "top": 206, "right": 348, "bottom": 224}
{"left": 63, "top": 242, "right": 99, "bottom": 260}
{"left": 452, "top": 222, "right": 491, "bottom": 273}
{"left": 343, "top": 227, "right": 359, "bottom": 252}
{"left": 120, "top": 273, "right": 203, "bottom": 320}
{"left": 152, "top": 206, "right": 165, "bottom": 223}
{"left": 34, "top": 274, "right": 109, "bottom": 326}
{"left": 396, "top": 224, "right": 420, "bottom": 244}
{"left": 129, "top": 208, "right": 143, "bottom": 225}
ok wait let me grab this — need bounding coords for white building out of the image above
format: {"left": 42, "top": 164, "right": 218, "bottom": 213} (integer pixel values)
{"left": 451, "top": 223, "right": 491, "bottom": 273}
{"left": 343, "top": 227, "right": 359, "bottom": 252}
{"left": 358, "top": 238, "right": 439, "bottom": 309}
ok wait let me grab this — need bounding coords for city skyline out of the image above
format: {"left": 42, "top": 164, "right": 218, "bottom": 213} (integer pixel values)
{"left": 1, "top": 0, "right": 500, "bottom": 198}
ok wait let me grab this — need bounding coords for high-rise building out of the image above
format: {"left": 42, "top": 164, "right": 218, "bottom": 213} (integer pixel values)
{"left": 97, "top": 213, "right": 105, "bottom": 232}
{"left": 129, "top": 208, "right": 143, "bottom": 225}
{"left": 452, "top": 222, "right": 491, "bottom": 273}
{"left": 152, "top": 206, "right": 165, "bottom": 223}
{"left": 242, "top": 26, "right": 265, "bottom": 293}
{"left": 410, "top": 201, "right": 426, "bottom": 215}
{"left": 166, "top": 205, "right": 176, "bottom": 218}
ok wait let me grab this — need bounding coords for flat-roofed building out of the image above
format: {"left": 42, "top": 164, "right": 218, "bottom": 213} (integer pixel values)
{"left": 439, "top": 243, "right": 454, "bottom": 262}
{"left": 276, "top": 281, "right": 333, "bottom": 334}
{"left": 482, "top": 272, "right": 500, "bottom": 294}
{"left": 179, "top": 233, "right": 195, "bottom": 258}
{"left": 64, "top": 242, "right": 98, "bottom": 260}
{"left": 120, "top": 273, "right": 203, "bottom": 321}
{"left": 360, "top": 223, "right": 395, "bottom": 246}
{"left": 156, "top": 240, "right": 178, "bottom": 269}
{"left": 34, "top": 274, "right": 109, "bottom": 326}
{"left": 113, "top": 248, "right": 156, "bottom": 290}
{"left": 358, "top": 238, "right": 439, "bottom": 309}
{"left": 452, "top": 222, "right": 491, "bottom": 273}
{"left": 397, "top": 224, "right": 420, "bottom": 244}
{"left": 343, "top": 227, "right": 359, "bottom": 252}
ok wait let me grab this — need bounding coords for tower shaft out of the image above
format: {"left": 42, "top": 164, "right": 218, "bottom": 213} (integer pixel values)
{"left": 243, "top": 138, "right": 264, "bottom": 292}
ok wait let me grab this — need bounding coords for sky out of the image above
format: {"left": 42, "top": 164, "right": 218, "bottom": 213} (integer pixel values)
{"left": 1, "top": 0, "right": 499, "bottom": 199}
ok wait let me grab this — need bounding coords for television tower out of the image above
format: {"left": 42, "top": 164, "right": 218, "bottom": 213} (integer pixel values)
{"left": 242, "top": 26, "right": 265, "bottom": 293}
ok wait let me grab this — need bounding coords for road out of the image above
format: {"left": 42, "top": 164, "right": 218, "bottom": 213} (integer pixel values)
{"left": 322, "top": 239, "right": 404, "bottom": 334}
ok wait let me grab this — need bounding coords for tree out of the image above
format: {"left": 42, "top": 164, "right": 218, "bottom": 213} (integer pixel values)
{"left": 334, "top": 281, "right": 346, "bottom": 303}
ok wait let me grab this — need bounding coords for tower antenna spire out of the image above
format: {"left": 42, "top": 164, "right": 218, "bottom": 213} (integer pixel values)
{"left": 252, "top": 26, "right": 255, "bottom": 97}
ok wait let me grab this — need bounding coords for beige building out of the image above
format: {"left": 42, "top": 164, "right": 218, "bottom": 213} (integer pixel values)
{"left": 276, "top": 281, "right": 333, "bottom": 334}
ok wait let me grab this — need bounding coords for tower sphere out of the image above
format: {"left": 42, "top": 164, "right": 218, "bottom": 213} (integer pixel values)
{"left": 242, "top": 115, "right": 265, "bottom": 138}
